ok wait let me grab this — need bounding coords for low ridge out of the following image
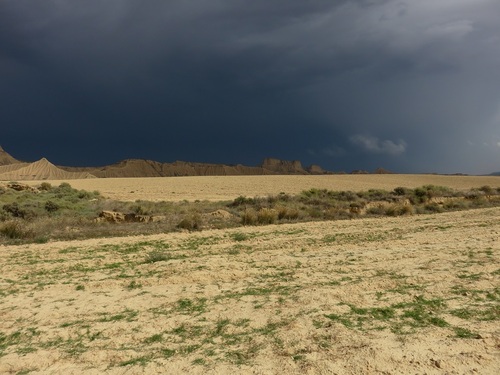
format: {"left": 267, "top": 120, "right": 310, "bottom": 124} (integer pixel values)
{"left": 0, "top": 158, "right": 96, "bottom": 180}
{"left": 62, "top": 157, "right": 331, "bottom": 178}
{"left": 0, "top": 146, "right": 21, "bottom": 166}
{"left": 0, "top": 147, "right": 333, "bottom": 179}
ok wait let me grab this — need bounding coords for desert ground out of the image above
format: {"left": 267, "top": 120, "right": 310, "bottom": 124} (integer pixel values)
{"left": 1, "top": 176, "right": 499, "bottom": 374}
{"left": 21, "top": 174, "right": 500, "bottom": 202}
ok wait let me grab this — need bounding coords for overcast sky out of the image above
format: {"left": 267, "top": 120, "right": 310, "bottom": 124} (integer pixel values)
{"left": 2, "top": 0, "right": 500, "bottom": 173}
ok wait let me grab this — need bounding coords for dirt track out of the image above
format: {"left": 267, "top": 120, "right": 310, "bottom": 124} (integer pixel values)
{"left": 1, "top": 207, "right": 499, "bottom": 374}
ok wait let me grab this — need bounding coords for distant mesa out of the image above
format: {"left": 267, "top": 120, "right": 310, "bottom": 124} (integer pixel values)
{"left": 373, "top": 167, "right": 393, "bottom": 174}
{"left": 261, "top": 158, "right": 306, "bottom": 174}
{"left": 0, "top": 145, "right": 394, "bottom": 180}
{"left": 0, "top": 146, "right": 332, "bottom": 180}
{"left": 62, "top": 156, "right": 333, "bottom": 178}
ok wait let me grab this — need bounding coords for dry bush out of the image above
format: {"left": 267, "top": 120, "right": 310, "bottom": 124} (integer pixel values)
{"left": 0, "top": 220, "right": 35, "bottom": 240}
{"left": 385, "top": 204, "right": 413, "bottom": 216}
{"left": 241, "top": 209, "right": 257, "bottom": 225}
{"left": 257, "top": 208, "right": 278, "bottom": 225}
{"left": 177, "top": 214, "right": 202, "bottom": 231}
{"left": 277, "top": 206, "right": 300, "bottom": 220}
{"left": 324, "top": 207, "right": 352, "bottom": 220}
{"left": 420, "top": 203, "right": 444, "bottom": 214}
{"left": 366, "top": 204, "right": 387, "bottom": 216}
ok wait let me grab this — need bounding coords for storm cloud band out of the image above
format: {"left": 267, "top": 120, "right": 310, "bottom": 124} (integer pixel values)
{"left": 1, "top": 0, "right": 500, "bottom": 173}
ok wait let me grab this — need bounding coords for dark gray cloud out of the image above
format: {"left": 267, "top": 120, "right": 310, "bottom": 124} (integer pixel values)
{"left": 1, "top": 0, "right": 500, "bottom": 173}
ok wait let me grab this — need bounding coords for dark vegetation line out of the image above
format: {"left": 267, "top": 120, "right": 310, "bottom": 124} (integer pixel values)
{"left": 1, "top": 182, "right": 499, "bottom": 244}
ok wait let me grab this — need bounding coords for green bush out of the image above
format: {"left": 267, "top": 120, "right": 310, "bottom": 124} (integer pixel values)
{"left": 229, "top": 196, "right": 255, "bottom": 207}
{"left": 45, "top": 200, "right": 60, "bottom": 213}
{"left": 393, "top": 187, "right": 411, "bottom": 196}
{"left": 39, "top": 182, "right": 52, "bottom": 191}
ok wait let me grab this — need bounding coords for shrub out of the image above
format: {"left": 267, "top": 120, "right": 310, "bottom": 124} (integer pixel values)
{"left": 59, "top": 182, "right": 72, "bottom": 190}
{"left": 2, "top": 202, "right": 24, "bottom": 218}
{"left": 39, "top": 182, "right": 52, "bottom": 191}
{"left": 1, "top": 202, "right": 36, "bottom": 220}
{"left": 277, "top": 192, "right": 292, "bottom": 202}
{"left": 324, "top": 208, "right": 352, "bottom": 220}
{"left": 277, "top": 206, "right": 300, "bottom": 220}
{"left": 132, "top": 204, "right": 150, "bottom": 215}
{"left": 332, "top": 190, "right": 358, "bottom": 202}
{"left": 349, "top": 202, "right": 364, "bottom": 215}
{"left": 0, "top": 221, "right": 34, "bottom": 239}
{"left": 413, "top": 187, "right": 428, "bottom": 203}
{"left": 229, "top": 196, "right": 255, "bottom": 207}
{"left": 385, "top": 204, "right": 413, "bottom": 216}
{"left": 423, "top": 203, "right": 444, "bottom": 213}
{"left": 366, "top": 204, "right": 386, "bottom": 216}
{"left": 478, "top": 185, "right": 494, "bottom": 195}
{"left": 363, "top": 189, "right": 392, "bottom": 201}
{"left": 177, "top": 214, "right": 202, "bottom": 231}
{"left": 443, "top": 199, "right": 468, "bottom": 210}
{"left": 45, "top": 200, "right": 60, "bottom": 213}
{"left": 257, "top": 208, "right": 278, "bottom": 225}
{"left": 393, "top": 187, "right": 411, "bottom": 196}
{"left": 77, "top": 190, "right": 94, "bottom": 199}
{"left": 241, "top": 209, "right": 257, "bottom": 225}
{"left": 422, "top": 185, "right": 454, "bottom": 198}
{"left": 0, "top": 209, "right": 9, "bottom": 222}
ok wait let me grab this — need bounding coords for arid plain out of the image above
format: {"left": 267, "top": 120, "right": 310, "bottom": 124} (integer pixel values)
{"left": 21, "top": 174, "right": 500, "bottom": 201}
{"left": 1, "top": 175, "right": 499, "bottom": 374}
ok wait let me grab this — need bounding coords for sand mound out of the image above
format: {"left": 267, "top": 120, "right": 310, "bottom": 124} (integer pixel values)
{"left": 0, "top": 158, "right": 96, "bottom": 180}
{"left": 0, "top": 145, "right": 21, "bottom": 165}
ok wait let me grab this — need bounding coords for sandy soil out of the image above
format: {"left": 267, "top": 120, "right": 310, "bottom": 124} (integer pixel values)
{"left": 17, "top": 174, "right": 500, "bottom": 202}
{"left": 1, "top": 207, "right": 499, "bottom": 374}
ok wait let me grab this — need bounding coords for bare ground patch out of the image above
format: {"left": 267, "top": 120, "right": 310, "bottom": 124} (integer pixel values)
{"left": 0, "top": 208, "right": 499, "bottom": 374}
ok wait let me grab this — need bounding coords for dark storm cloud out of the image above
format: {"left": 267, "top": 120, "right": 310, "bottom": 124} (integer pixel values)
{"left": 1, "top": 0, "right": 500, "bottom": 173}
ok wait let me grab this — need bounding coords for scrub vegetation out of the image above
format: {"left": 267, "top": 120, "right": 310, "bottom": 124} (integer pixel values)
{"left": 1, "top": 182, "right": 500, "bottom": 244}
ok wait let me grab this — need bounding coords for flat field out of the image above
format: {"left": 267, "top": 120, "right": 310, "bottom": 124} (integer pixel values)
{"left": 22, "top": 174, "right": 500, "bottom": 201}
{"left": 1, "top": 176, "right": 499, "bottom": 374}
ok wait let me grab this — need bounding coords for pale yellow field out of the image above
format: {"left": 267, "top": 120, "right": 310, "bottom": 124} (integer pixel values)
{"left": 1, "top": 175, "right": 499, "bottom": 374}
{"left": 19, "top": 174, "right": 500, "bottom": 201}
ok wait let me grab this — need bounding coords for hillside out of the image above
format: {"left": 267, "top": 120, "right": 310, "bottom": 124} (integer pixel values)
{"left": 0, "top": 146, "right": 331, "bottom": 179}
{"left": 0, "top": 145, "right": 21, "bottom": 165}
{"left": 62, "top": 157, "right": 331, "bottom": 178}
{"left": 0, "top": 158, "right": 95, "bottom": 180}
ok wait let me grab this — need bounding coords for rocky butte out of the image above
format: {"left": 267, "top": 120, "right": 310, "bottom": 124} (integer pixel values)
{"left": 0, "top": 146, "right": 331, "bottom": 180}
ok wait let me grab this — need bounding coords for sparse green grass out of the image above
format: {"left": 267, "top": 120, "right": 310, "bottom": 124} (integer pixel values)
{"left": 0, "top": 190, "right": 498, "bottom": 372}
